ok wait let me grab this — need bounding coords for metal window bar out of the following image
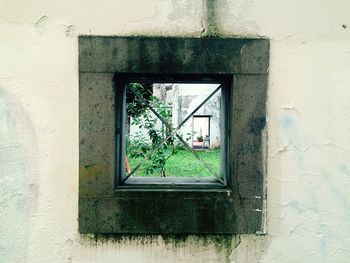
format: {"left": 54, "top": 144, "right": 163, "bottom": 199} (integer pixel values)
{"left": 123, "top": 84, "right": 222, "bottom": 183}
{"left": 134, "top": 86, "right": 224, "bottom": 183}
{"left": 130, "top": 87, "right": 223, "bottom": 182}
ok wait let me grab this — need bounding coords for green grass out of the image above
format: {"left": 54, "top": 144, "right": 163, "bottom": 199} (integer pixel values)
{"left": 128, "top": 149, "right": 221, "bottom": 177}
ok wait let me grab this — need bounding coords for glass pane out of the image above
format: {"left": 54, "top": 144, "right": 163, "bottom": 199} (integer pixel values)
{"left": 124, "top": 81, "right": 222, "bottom": 179}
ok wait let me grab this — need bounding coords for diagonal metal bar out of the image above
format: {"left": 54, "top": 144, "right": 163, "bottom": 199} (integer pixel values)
{"left": 125, "top": 84, "right": 221, "bottom": 180}
{"left": 123, "top": 87, "right": 175, "bottom": 181}
{"left": 123, "top": 129, "right": 176, "bottom": 181}
{"left": 140, "top": 96, "right": 223, "bottom": 182}
{"left": 175, "top": 85, "right": 221, "bottom": 130}
{"left": 124, "top": 84, "right": 222, "bottom": 182}
{"left": 175, "top": 134, "right": 224, "bottom": 183}
{"left": 129, "top": 83, "right": 221, "bottom": 135}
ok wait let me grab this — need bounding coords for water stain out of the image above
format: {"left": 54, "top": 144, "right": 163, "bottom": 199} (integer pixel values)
{"left": 0, "top": 87, "right": 39, "bottom": 262}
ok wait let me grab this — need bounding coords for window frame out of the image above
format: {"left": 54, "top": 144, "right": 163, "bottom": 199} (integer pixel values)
{"left": 114, "top": 73, "right": 231, "bottom": 189}
{"left": 79, "top": 36, "right": 269, "bottom": 234}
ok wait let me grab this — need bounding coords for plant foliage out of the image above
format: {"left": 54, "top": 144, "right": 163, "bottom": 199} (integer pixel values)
{"left": 126, "top": 83, "right": 176, "bottom": 176}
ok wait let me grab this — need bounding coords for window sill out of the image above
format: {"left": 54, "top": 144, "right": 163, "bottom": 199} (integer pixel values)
{"left": 119, "top": 176, "right": 225, "bottom": 189}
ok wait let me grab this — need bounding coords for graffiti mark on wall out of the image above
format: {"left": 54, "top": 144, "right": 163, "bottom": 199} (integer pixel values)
{"left": 237, "top": 141, "right": 261, "bottom": 156}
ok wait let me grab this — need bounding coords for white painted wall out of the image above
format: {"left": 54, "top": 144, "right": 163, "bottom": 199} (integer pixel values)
{"left": 172, "top": 84, "right": 221, "bottom": 148}
{"left": 1, "top": 0, "right": 350, "bottom": 262}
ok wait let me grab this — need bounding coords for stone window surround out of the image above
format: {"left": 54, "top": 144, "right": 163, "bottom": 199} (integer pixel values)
{"left": 79, "top": 36, "right": 269, "bottom": 234}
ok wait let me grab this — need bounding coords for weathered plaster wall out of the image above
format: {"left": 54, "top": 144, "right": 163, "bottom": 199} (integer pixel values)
{"left": 0, "top": 0, "right": 350, "bottom": 262}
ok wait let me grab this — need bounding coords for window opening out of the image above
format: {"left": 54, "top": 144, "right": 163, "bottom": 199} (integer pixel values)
{"left": 117, "top": 77, "right": 227, "bottom": 185}
{"left": 192, "top": 116, "right": 211, "bottom": 149}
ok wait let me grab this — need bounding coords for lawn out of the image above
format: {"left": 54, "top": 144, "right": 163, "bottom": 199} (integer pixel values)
{"left": 128, "top": 149, "right": 221, "bottom": 177}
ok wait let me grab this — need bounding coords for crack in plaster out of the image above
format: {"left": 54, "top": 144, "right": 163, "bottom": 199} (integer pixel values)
{"left": 270, "top": 140, "right": 345, "bottom": 160}
{"left": 269, "top": 141, "right": 293, "bottom": 158}
{"left": 240, "top": 44, "right": 246, "bottom": 55}
{"left": 235, "top": 235, "right": 241, "bottom": 249}
{"left": 64, "top": 25, "right": 75, "bottom": 37}
{"left": 236, "top": 157, "right": 249, "bottom": 231}
{"left": 298, "top": 142, "right": 346, "bottom": 157}
{"left": 229, "top": 235, "right": 270, "bottom": 263}
{"left": 34, "top": 15, "right": 48, "bottom": 27}
{"left": 281, "top": 101, "right": 297, "bottom": 110}
{"left": 200, "top": 0, "right": 206, "bottom": 36}
{"left": 299, "top": 171, "right": 321, "bottom": 176}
